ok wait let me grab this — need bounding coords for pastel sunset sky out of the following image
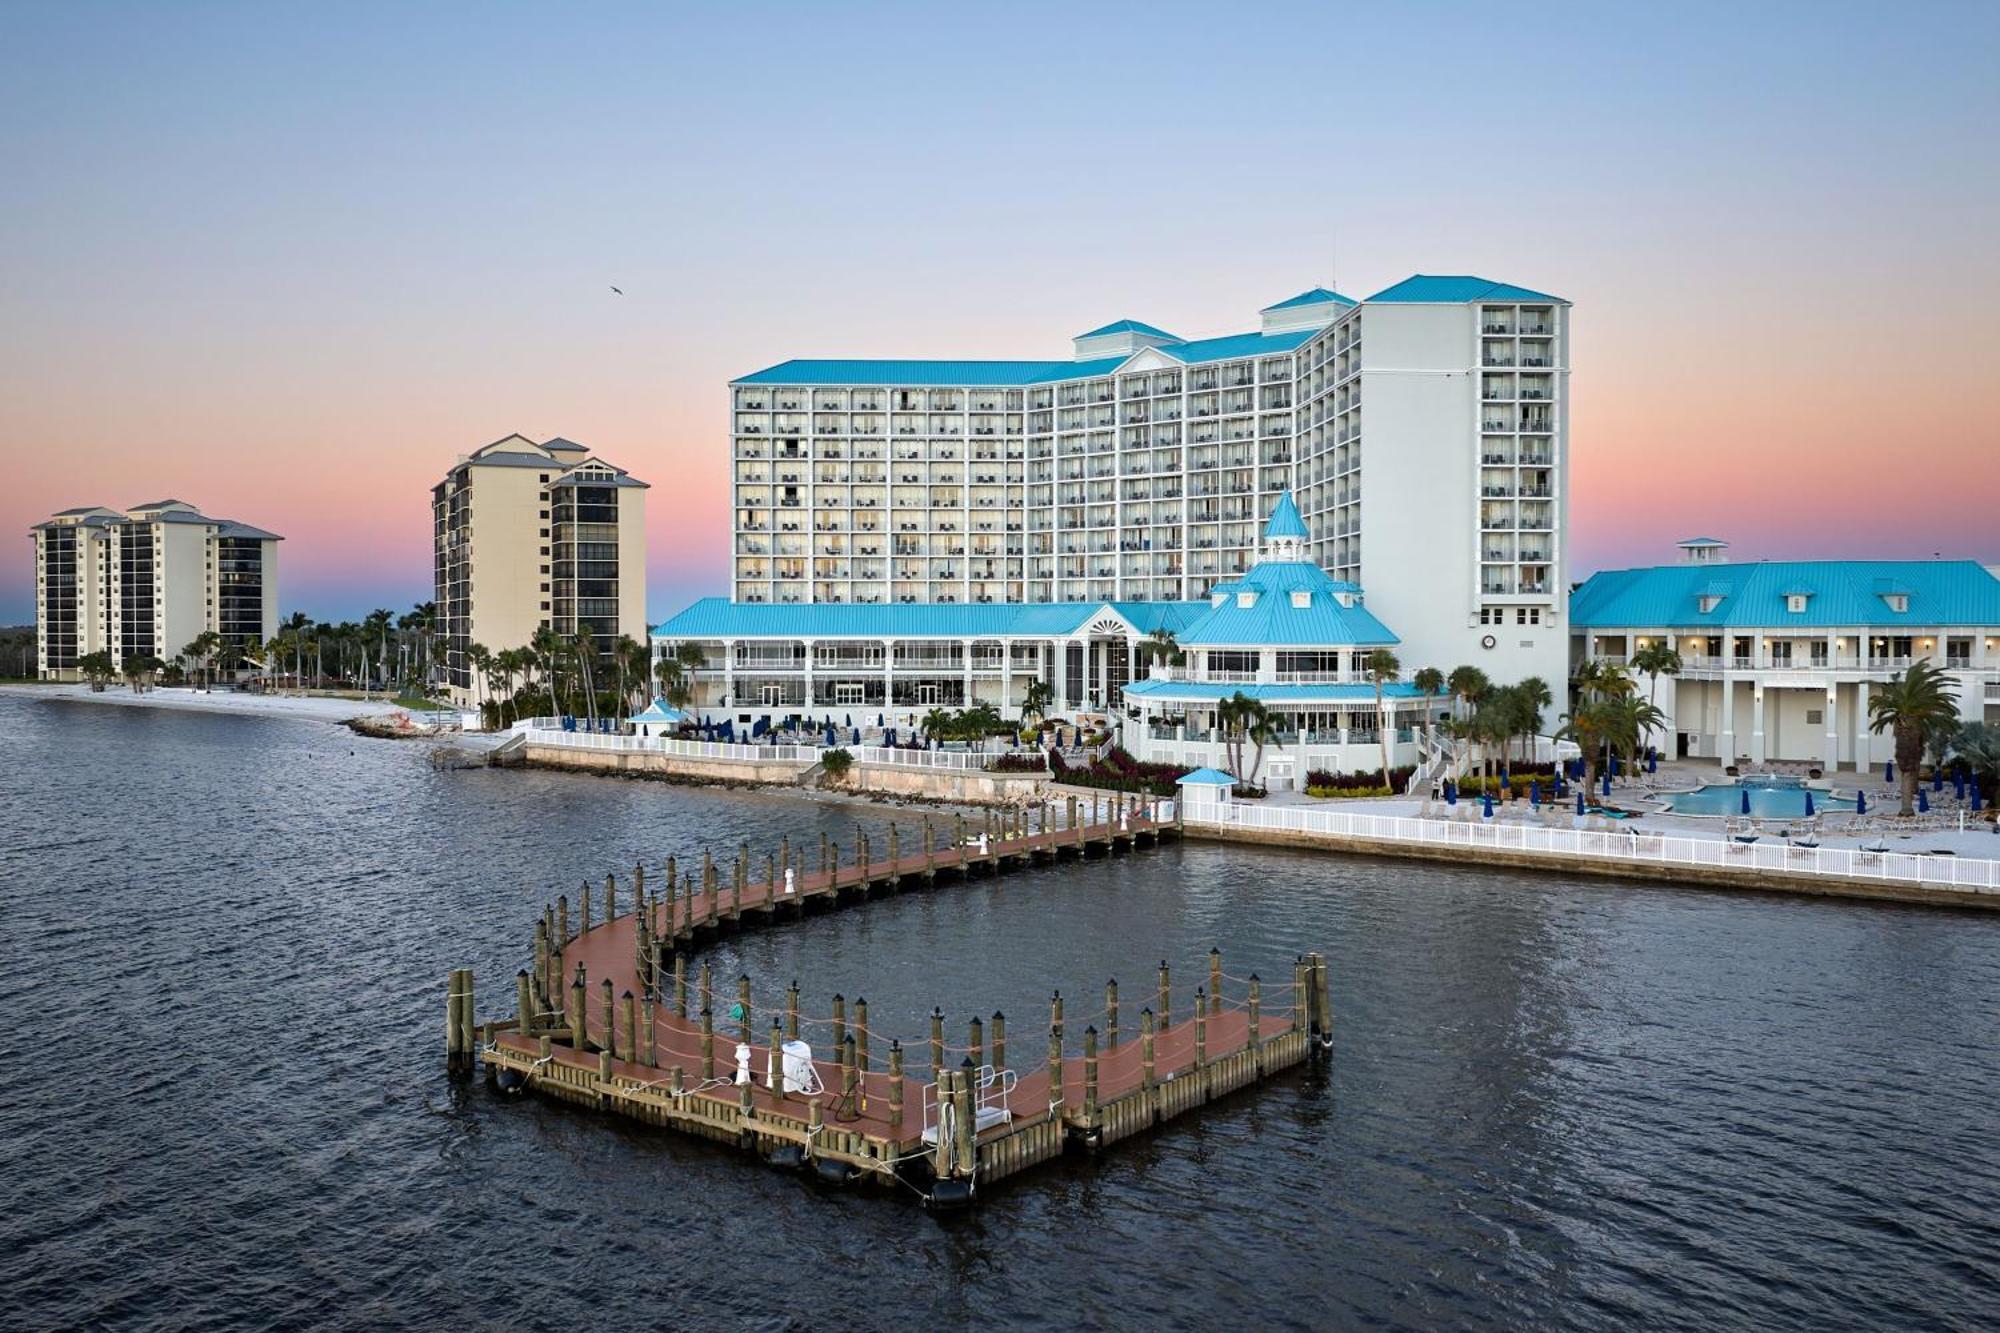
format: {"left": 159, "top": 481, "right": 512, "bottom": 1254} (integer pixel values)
{"left": 4, "top": 2, "right": 1996, "bottom": 625}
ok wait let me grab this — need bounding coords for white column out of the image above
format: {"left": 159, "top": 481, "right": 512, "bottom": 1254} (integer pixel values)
{"left": 722, "top": 639, "right": 736, "bottom": 708}
{"left": 882, "top": 638, "right": 893, "bottom": 718}
{"left": 962, "top": 641, "right": 973, "bottom": 707}
{"left": 802, "top": 638, "right": 814, "bottom": 711}
{"left": 1720, "top": 674, "right": 1737, "bottom": 763}
{"left": 1855, "top": 678, "right": 1872, "bottom": 771}
{"left": 1750, "top": 681, "right": 1766, "bottom": 763}
{"left": 1823, "top": 685, "right": 1839, "bottom": 771}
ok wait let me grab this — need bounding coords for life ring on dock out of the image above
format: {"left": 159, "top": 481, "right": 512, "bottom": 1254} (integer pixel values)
{"left": 495, "top": 1067, "right": 526, "bottom": 1094}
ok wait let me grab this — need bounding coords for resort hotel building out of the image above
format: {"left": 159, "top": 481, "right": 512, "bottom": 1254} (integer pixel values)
{"left": 1571, "top": 538, "right": 2000, "bottom": 770}
{"left": 28, "top": 499, "right": 280, "bottom": 680}
{"left": 653, "top": 275, "right": 1579, "bottom": 779}
{"left": 724, "top": 275, "right": 1572, "bottom": 691}
{"left": 432, "top": 434, "right": 649, "bottom": 706}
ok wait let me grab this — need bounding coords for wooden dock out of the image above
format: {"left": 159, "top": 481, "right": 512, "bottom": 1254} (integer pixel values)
{"left": 447, "top": 792, "right": 1334, "bottom": 1206}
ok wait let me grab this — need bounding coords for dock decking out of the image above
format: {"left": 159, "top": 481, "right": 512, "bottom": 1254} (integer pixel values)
{"left": 449, "top": 792, "right": 1334, "bottom": 1205}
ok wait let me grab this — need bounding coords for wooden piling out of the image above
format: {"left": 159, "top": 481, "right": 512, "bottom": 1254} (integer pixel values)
{"left": 1248, "top": 974, "right": 1262, "bottom": 1053}
{"left": 1083, "top": 1026, "right": 1099, "bottom": 1119}
{"left": 1046, "top": 1026, "right": 1063, "bottom": 1113}
{"left": 580, "top": 879, "right": 592, "bottom": 931}
{"left": 558, "top": 893, "right": 570, "bottom": 945}
{"left": 768, "top": 1018, "right": 785, "bottom": 1096}
{"left": 640, "top": 994, "right": 656, "bottom": 1067}
{"left": 619, "top": 990, "right": 636, "bottom": 1064}
{"left": 600, "top": 978, "right": 615, "bottom": 1055}
{"left": 786, "top": 980, "right": 801, "bottom": 1041}
{"left": 1106, "top": 978, "right": 1120, "bottom": 1048}
{"left": 1314, "top": 952, "right": 1332, "bottom": 1049}
{"left": 605, "top": 871, "right": 617, "bottom": 922}
{"left": 854, "top": 997, "right": 870, "bottom": 1075}
{"left": 951, "top": 1060, "right": 976, "bottom": 1177}
{"left": 1050, "top": 989, "right": 1064, "bottom": 1044}
{"left": 887, "top": 825, "right": 899, "bottom": 886}
{"left": 968, "top": 1016, "right": 984, "bottom": 1072}
{"left": 831, "top": 993, "right": 847, "bottom": 1055}
{"left": 1141, "top": 1007, "right": 1156, "bottom": 1089}
{"left": 569, "top": 964, "right": 587, "bottom": 1051}
{"left": 1194, "top": 988, "right": 1207, "bottom": 1066}
{"left": 698, "top": 961, "right": 712, "bottom": 1022}
{"left": 533, "top": 919, "right": 549, "bottom": 1008}
{"left": 1209, "top": 947, "right": 1223, "bottom": 1017}
{"left": 888, "top": 1041, "right": 905, "bottom": 1134}
{"left": 700, "top": 1007, "right": 715, "bottom": 1081}
{"left": 515, "top": 969, "right": 533, "bottom": 1034}
{"left": 1158, "top": 959, "right": 1171, "bottom": 1027}
{"left": 841, "top": 1035, "right": 858, "bottom": 1111}
{"left": 990, "top": 1011, "right": 1006, "bottom": 1072}
{"left": 736, "top": 974, "right": 752, "bottom": 1046}
{"left": 930, "top": 1007, "right": 944, "bottom": 1080}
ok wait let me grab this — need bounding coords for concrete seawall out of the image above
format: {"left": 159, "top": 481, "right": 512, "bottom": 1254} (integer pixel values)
{"left": 1183, "top": 822, "right": 2000, "bottom": 912}
{"left": 520, "top": 742, "right": 1051, "bottom": 805}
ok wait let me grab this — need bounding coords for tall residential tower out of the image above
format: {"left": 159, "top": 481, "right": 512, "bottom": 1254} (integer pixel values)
{"left": 431, "top": 434, "right": 649, "bottom": 705}
{"left": 727, "top": 276, "right": 1570, "bottom": 687}
{"left": 29, "top": 499, "right": 280, "bottom": 680}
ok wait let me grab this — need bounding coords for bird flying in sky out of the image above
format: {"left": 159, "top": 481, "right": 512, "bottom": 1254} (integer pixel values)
{"left": 610, "top": 285, "right": 623, "bottom": 295}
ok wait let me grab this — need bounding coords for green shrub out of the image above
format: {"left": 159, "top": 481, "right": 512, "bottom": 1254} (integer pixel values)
{"left": 821, "top": 748, "right": 854, "bottom": 781}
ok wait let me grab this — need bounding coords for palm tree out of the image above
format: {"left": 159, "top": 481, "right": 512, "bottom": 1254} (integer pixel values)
{"left": 1364, "top": 648, "right": 1401, "bottom": 791}
{"left": 1139, "top": 628, "right": 1185, "bottom": 670}
{"left": 1949, "top": 722, "right": 2000, "bottom": 806}
{"left": 531, "top": 625, "right": 565, "bottom": 717}
{"left": 78, "top": 649, "right": 116, "bottom": 692}
{"left": 1557, "top": 695, "right": 1662, "bottom": 794}
{"left": 1629, "top": 642, "right": 1682, "bottom": 754}
{"left": 363, "top": 609, "right": 394, "bottom": 693}
{"left": 1412, "top": 666, "right": 1446, "bottom": 742}
{"left": 1218, "top": 691, "right": 1279, "bottom": 785}
{"left": 1867, "top": 660, "right": 1961, "bottom": 815}
{"left": 281, "top": 611, "right": 310, "bottom": 694}
{"left": 611, "top": 635, "right": 640, "bottom": 716}
{"left": 1446, "top": 665, "right": 1489, "bottom": 722}
{"left": 921, "top": 706, "right": 952, "bottom": 741}
{"left": 1513, "top": 675, "right": 1553, "bottom": 762}
{"left": 1021, "top": 679, "right": 1054, "bottom": 728}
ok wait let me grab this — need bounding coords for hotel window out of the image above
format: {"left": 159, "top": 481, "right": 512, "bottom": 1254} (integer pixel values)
{"left": 1516, "top": 608, "right": 1540, "bottom": 625}
{"left": 1479, "top": 608, "right": 1506, "bottom": 625}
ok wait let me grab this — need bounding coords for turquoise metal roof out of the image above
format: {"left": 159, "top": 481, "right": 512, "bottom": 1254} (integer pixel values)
{"left": 1076, "top": 319, "right": 1180, "bottom": 341}
{"left": 1177, "top": 561, "right": 1399, "bottom": 648}
{"left": 1126, "top": 679, "right": 1422, "bottom": 704}
{"left": 654, "top": 597, "right": 1203, "bottom": 641}
{"left": 1264, "top": 491, "right": 1308, "bottom": 539}
{"left": 1161, "top": 329, "right": 1314, "bottom": 363}
{"left": 1260, "top": 287, "right": 1357, "bottom": 313}
{"left": 1366, "top": 275, "right": 1565, "bottom": 304}
{"left": 1176, "top": 767, "right": 1237, "bottom": 785}
{"left": 734, "top": 357, "right": 1128, "bottom": 386}
{"left": 1570, "top": 560, "right": 2000, "bottom": 629}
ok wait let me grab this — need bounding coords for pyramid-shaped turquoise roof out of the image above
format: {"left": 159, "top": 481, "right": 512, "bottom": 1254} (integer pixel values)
{"left": 1260, "top": 287, "right": 1357, "bottom": 313}
{"left": 1074, "top": 318, "right": 1181, "bottom": 342}
{"left": 1264, "top": 491, "right": 1309, "bottom": 540}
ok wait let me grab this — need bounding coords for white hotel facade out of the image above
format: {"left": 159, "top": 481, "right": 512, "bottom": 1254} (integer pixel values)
{"left": 1571, "top": 539, "right": 2000, "bottom": 771}
{"left": 724, "top": 276, "right": 1572, "bottom": 691}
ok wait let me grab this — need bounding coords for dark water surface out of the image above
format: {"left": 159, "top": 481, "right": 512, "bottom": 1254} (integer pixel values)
{"left": 2, "top": 696, "right": 1996, "bottom": 1331}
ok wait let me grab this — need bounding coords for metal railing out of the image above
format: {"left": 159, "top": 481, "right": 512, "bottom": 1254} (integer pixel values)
{"left": 515, "top": 723, "right": 814, "bottom": 763}
{"left": 1178, "top": 794, "right": 2000, "bottom": 894}
{"left": 851, "top": 745, "right": 1047, "bottom": 772}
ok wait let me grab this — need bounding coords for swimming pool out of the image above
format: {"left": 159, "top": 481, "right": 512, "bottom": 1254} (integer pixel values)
{"left": 1665, "top": 778, "right": 1857, "bottom": 818}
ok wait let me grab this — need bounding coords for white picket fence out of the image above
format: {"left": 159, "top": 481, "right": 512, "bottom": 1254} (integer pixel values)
{"left": 850, "top": 745, "right": 1047, "bottom": 772}
{"left": 1179, "top": 793, "right": 2000, "bottom": 895}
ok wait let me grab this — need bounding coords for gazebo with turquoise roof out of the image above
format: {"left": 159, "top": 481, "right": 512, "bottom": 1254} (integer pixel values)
{"left": 1120, "top": 493, "right": 1441, "bottom": 791}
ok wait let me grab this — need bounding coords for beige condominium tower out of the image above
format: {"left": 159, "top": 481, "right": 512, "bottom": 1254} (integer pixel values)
{"left": 431, "top": 434, "right": 649, "bottom": 705}
{"left": 29, "top": 499, "right": 281, "bottom": 680}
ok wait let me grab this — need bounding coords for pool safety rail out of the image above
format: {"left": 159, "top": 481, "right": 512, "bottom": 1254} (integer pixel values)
{"left": 1180, "top": 792, "right": 2000, "bottom": 903}
{"left": 442, "top": 793, "right": 1333, "bottom": 1205}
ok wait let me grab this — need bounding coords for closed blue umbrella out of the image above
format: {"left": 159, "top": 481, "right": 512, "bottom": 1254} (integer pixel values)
{"left": 1973, "top": 785, "right": 1984, "bottom": 812}
{"left": 1530, "top": 780, "right": 1541, "bottom": 808}
{"left": 1501, "top": 766, "right": 1511, "bottom": 786}
{"left": 1855, "top": 789, "right": 1867, "bottom": 815}
{"left": 1647, "top": 753, "right": 1658, "bottom": 775}
{"left": 1918, "top": 788, "right": 1929, "bottom": 814}
{"left": 1740, "top": 786, "right": 1751, "bottom": 815}
{"left": 1444, "top": 779, "right": 1457, "bottom": 806}
{"left": 1954, "top": 772, "right": 1966, "bottom": 800}
{"left": 1482, "top": 792, "right": 1494, "bottom": 819}
{"left": 1603, "top": 771, "right": 1613, "bottom": 797}
{"left": 1885, "top": 759, "right": 1896, "bottom": 784}
{"left": 1575, "top": 791, "right": 1587, "bottom": 816}
{"left": 1933, "top": 768, "right": 1944, "bottom": 792}
{"left": 1611, "top": 754, "right": 1622, "bottom": 776}
{"left": 1804, "top": 790, "right": 1815, "bottom": 818}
